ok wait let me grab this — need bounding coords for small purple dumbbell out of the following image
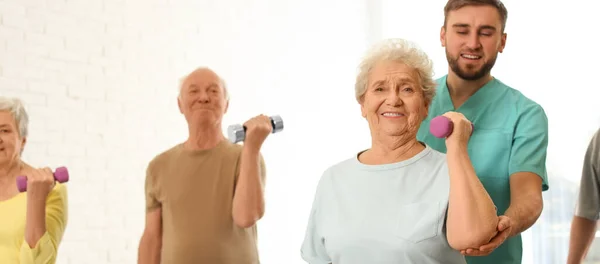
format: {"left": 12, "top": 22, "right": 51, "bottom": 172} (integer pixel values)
{"left": 429, "top": 115, "right": 474, "bottom": 138}
{"left": 17, "top": 166, "right": 69, "bottom": 192}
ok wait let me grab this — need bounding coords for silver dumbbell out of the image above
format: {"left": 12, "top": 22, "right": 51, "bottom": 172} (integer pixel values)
{"left": 227, "top": 115, "right": 284, "bottom": 144}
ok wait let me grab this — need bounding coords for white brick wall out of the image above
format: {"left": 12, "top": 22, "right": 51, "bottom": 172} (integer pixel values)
{"left": 1, "top": 0, "right": 371, "bottom": 263}
{"left": 1, "top": 1, "right": 196, "bottom": 262}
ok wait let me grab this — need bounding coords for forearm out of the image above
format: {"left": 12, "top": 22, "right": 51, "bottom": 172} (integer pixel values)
{"left": 567, "top": 216, "right": 597, "bottom": 263}
{"left": 232, "top": 145, "right": 265, "bottom": 228}
{"left": 138, "top": 233, "right": 162, "bottom": 264}
{"left": 25, "top": 194, "right": 48, "bottom": 248}
{"left": 503, "top": 192, "right": 543, "bottom": 237}
{"left": 446, "top": 144, "right": 498, "bottom": 249}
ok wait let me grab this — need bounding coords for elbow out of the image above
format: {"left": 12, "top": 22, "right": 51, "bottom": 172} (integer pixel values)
{"left": 232, "top": 196, "right": 266, "bottom": 228}
{"left": 448, "top": 233, "right": 495, "bottom": 250}
{"left": 234, "top": 217, "right": 257, "bottom": 229}
{"left": 233, "top": 207, "right": 265, "bottom": 228}
{"left": 448, "top": 221, "right": 498, "bottom": 250}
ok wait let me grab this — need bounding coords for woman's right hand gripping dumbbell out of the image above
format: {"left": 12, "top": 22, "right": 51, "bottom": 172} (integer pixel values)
{"left": 21, "top": 166, "right": 56, "bottom": 199}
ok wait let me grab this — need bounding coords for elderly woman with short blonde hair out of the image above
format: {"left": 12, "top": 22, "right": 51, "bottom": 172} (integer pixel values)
{"left": 300, "top": 38, "right": 499, "bottom": 264}
{"left": 0, "top": 96, "right": 68, "bottom": 264}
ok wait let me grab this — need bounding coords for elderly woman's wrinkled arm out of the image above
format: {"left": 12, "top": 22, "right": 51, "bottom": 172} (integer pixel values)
{"left": 445, "top": 144, "right": 499, "bottom": 250}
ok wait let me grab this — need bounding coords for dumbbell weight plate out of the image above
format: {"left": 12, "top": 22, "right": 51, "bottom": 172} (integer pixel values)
{"left": 228, "top": 124, "right": 246, "bottom": 143}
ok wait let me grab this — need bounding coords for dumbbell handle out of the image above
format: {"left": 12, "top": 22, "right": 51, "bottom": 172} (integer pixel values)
{"left": 240, "top": 118, "right": 278, "bottom": 132}
{"left": 228, "top": 115, "right": 284, "bottom": 144}
{"left": 429, "top": 115, "right": 474, "bottom": 138}
{"left": 17, "top": 166, "right": 69, "bottom": 192}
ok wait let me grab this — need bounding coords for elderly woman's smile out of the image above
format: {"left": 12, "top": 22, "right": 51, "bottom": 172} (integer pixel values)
{"left": 381, "top": 112, "right": 405, "bottom": 118}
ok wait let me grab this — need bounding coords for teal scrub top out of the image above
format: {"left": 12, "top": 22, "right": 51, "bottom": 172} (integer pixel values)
{"left": 417, "top": 75, "right": 549, "bottom": 264}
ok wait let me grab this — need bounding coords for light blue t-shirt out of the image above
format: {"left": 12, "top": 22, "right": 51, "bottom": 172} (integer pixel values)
{"left": 300, "top": 145, "right": 465, "bottom": 264}
{"left": 417, "top": 75, "right": 549, "bottom": 264}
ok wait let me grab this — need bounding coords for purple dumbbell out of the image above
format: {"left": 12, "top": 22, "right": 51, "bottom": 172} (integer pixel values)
{"left": 429, "top": 115, "right": 474, "bottom": 138}
{"left": 17, "top": 166, "right": 69, "bottom": 192}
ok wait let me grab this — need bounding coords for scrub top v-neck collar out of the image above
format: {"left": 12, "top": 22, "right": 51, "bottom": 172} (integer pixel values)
{"left": 436, "top": 75, "right": 500, "bottom": 114}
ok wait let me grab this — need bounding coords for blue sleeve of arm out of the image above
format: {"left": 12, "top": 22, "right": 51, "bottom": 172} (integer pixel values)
{"left": 508, "top": 103, "right": 549, "bottom": 191}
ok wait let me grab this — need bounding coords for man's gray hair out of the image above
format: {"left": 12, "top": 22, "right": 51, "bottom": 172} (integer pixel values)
{"left": 355, "top": 38, "right": 436, "bottom": 105}
{"left": 178, "top": 67, "right": 230, "bottom": 101}
{"left": 0, "top": 96, "right": 29, "bottom": 138}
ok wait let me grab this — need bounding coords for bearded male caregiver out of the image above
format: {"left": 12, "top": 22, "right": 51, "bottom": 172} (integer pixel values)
{"left": 417, "top": 1, "right": 549, "bottom": 264}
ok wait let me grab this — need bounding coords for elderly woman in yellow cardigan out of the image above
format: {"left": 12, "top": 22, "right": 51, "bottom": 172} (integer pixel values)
{"left": 0, "top": 96, "right": 68, "bottom": 264}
